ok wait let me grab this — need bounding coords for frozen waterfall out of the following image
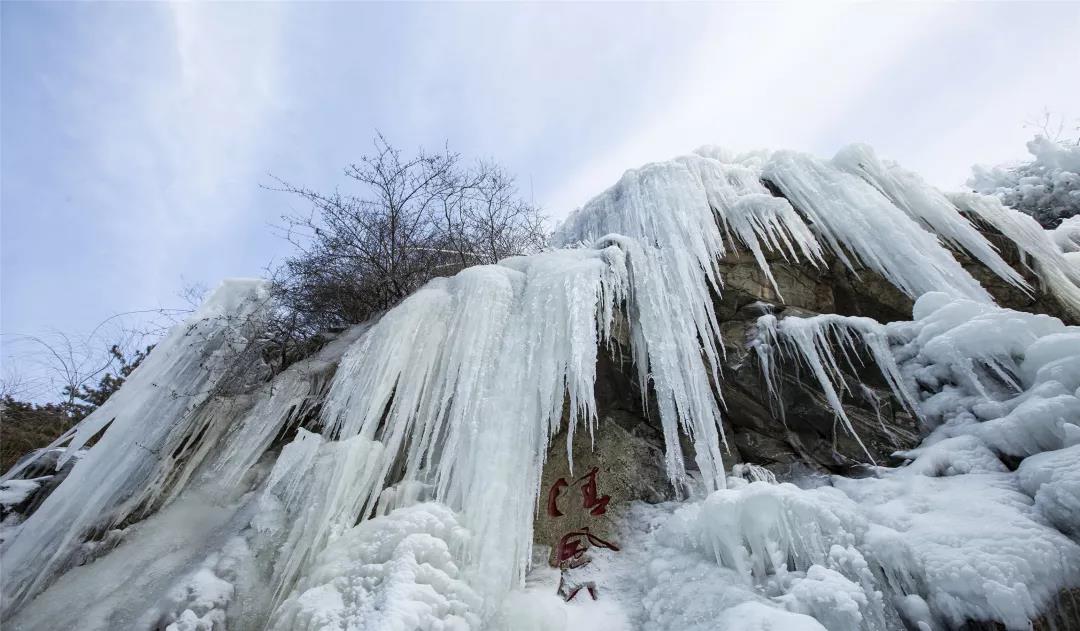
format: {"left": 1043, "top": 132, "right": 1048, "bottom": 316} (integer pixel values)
{"left": 2, "top": 145, "right": 1079, "bottom": 631}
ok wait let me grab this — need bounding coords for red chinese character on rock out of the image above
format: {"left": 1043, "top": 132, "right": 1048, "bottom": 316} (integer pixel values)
{"left": 544, "top": 466, "right": 619, "bottom": 602}
{"left": 546, "top": 467, "right": 611, "bottom": 517}
{"left": 555, "top": 526, "right": 620, "bottom": 568}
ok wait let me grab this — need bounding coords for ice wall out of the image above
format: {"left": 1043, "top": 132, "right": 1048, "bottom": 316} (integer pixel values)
{"left": 2, "top": 279, "right": 273, "bottom": 615}
{"left": 4, "top": 144, "right": 1079, "bottom": 630}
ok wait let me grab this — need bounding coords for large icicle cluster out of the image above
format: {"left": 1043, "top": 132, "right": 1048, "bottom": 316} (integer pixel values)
{"left": 3, "top": 143, "right": 1079, "bottom": 631}
{"left": 296, "top": 249, "right": 633, "bottom": 603}
{"left": 950, "top": 192, "right": 1080, "bottom": 316}
{"left": 1, "top": 279, "right": 273, "bottom": 614}
{"left": 552, "top": 293, "right": 1079, "bottom": 631}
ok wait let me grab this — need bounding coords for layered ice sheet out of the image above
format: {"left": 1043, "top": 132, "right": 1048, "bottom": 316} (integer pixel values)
{"left": 1, "top": 278, "right": 273, "bottom": 614}
{"left": 4, "top": 145, "right": 1079, "bottom": 630}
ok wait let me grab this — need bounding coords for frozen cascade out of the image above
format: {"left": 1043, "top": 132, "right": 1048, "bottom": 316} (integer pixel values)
{"left": 762, "top": 151, "right": 994, "bottom": 302}
{"left": 832, "top": 145, "right": 1030, "bottom": 293}
{"left": 297, "top": 247, "right": 634, "bottom": 604}
{"left": 4, "top": 144, "right": 1080, "bottom": 630}
{"left": 745, "top": 293, "right": 1080, "bottom": 629}
{"left": 555, "top": 293, "right": 1079, "bottom": 631}
{"left": 1, "top": 279, "right": 274, "bottom": 614}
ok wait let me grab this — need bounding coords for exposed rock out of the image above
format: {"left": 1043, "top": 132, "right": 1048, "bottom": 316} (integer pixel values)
{"left": 959, "top": 588, "right": 1080, "bottom": 631}
{"left": 1, "top": 449, "right": 81, "bottom": 527}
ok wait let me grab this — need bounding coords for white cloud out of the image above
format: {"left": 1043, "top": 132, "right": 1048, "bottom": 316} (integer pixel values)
{"left": 542, "top": 3, "right": 1080, "bottom": 215}
{"left": 85, "top": 3, "right": 290, "bottom": 299}
{"left": 4, "top": 1, "right": 1079, "bottom": 403}
{"left": 542, "top": 3, "right": 956, "bottom": 216}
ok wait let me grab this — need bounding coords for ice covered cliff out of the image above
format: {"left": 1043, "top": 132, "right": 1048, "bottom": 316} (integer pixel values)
{"left": 2, "top": 144, "right": 1079, "bottom": 631}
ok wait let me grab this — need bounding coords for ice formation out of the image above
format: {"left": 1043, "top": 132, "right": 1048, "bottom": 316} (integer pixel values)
{"left": 2, "top": 145, "right": 1079, "bottom": 631}
{"left": 742, "top": 293, "right": 1080, "bottom": 630}
{"left": 2, "top": 279, "right": 274, "bottom": 612}
{"left": 949, "top": 191, "right": 1080, "bottom": 316}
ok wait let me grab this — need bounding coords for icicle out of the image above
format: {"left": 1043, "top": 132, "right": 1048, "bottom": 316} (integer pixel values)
{"left": 731, "top": 463, "right": 778, "bottom": 484}
{"left": 677, "top": 154, "right": 825, "bottom": 299}
{"left": 12, "top": 142, "right": 1080, "bottom": 630}
{"left": 763, "top": 151, "right": 993, "bottom": 302}
{"left": 1050, "top": 216, "right": 1080, "bottom": 253}
{"left": 254, "top": 430, "right": 385, "bottom": 608}
{"left": 949, "top": 192, "right": 1080, "bottom": 318}
{"left": 1, "top": 279, "right": 273, "bottom": 616}
{"left": 250, "top": 246, "right": 632, "bottom": 608}
{"left": 833, "top": 144, "right": 1031, "bottom": 294}
{"left": 753, "top": 312, "right": 921, "bottom": 463}
{"left": 555, "top": 161, "right": 732, "bottom": 492}
{"left": 199, "top": 323, "right": 369, "bottom": 495}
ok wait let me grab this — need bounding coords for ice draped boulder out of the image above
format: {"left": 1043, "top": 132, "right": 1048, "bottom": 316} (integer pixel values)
{"left": 2, "top": 145, "right": 1079, "bottom": 631}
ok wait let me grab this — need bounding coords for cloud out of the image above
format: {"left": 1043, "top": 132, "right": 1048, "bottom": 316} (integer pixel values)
{"left": 542, "top": 3, "right": 955, "bottom": 216}
{"left": 2, "top": 2, "right": 290, "bottom": 377}
{"left": 541, "top": 2, "right": 1080, "bottom": 214}
{"left": 4, "top": 2, "right": 1079, "bottom": 402}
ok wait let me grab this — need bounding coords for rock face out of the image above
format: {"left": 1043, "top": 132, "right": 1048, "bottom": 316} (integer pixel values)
{"left": 533, "top": 352, "right": 672, "bottom": 576}
{"left": 526, "top": 247, "right": 926, "bottom": 577}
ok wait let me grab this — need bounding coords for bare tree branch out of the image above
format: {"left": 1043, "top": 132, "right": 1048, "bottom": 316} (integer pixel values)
{"left": 267, "top": 134, "right": 548, "bottom": 336}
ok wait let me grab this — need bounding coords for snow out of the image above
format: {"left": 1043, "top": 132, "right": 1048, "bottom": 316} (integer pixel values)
{"left": 1016, "top": 444, "right": 1080, "bottom": 537}
{"left": 777, "top": 564, "right": 871, "bottom": 630}
{"left": 544, "top": 495, "right": 879, "bottom": 631}
{"left": 969, "top": 134, "right": 1080, "bottom": 229}
{"left": 162, "top": 565, "right": 236, "bottom": 631}
{"left": 835, "top": 468, "right": 1078, "bottom": 630}
{"left": 267, "top": 503, "right": 482, "bottom": 631}
{"left": 4, "top": 143, "right": 1080, "bottom": 630}
{"left": 556, "top": 427, "right": 1079, "bottom": 630}
{"left": 748, "top": 291, "right": 1080, "bottom": 629}
{"left": 0, "top": 478, "right": 45, "bottom": 508}
{"left": 715, "top": 602, "right": 829, "bottom": 631}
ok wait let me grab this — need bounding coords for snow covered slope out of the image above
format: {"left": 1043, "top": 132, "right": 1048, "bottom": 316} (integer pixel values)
{"left": 2, "top": 145, "right": 1078, "bottom": 631}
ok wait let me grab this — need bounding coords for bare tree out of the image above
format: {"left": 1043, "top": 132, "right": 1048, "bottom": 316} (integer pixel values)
{"left": 3, "top": 330, "right": 132, "bottom": 410}
{"left": 1022, "top": 108, "right": 1079, "bottom": 145}
{"left": 269, "top": 134, "right": 547, "bottom": 332}
{"left": 1, "top": 304, "right": 189, "bottom": 411}
{"left": 177, "top": 278, "right": 210, "bottom": 311}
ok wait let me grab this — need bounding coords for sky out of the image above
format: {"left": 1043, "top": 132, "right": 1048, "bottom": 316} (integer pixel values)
{"left": 2, "top": 1, "right": 1079, "bottom": 399}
